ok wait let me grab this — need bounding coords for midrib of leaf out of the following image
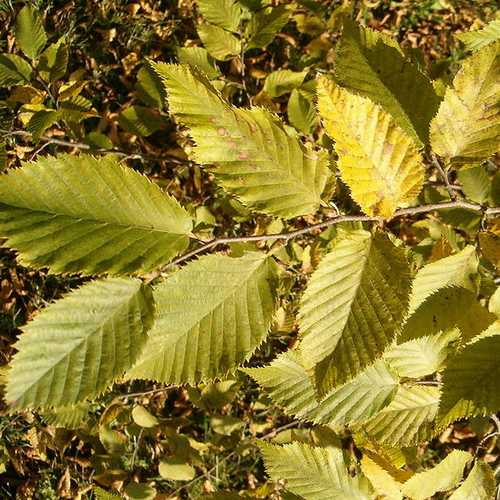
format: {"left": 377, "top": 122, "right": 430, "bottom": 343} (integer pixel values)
{"left": 0, "top": 202, "right": 188, "bottom": 236}
{"left": 150, "top": 259, "right": 267, "bottom": 347}
{"left": 166, "top": 70, "right": 321, "bottom": 200}
{"left": 13, "top": 287, "right": 143, "bottom": 403}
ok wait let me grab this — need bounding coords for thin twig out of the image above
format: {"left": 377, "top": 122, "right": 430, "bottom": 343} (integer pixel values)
{"left": 0, "top": 128, "right": 194, "bottom": 167}
{"left": 153, "top": 199, "right": 497, "bottom": 276}
{"left": 431, "top": 152, "right": 457, "bottom": 200}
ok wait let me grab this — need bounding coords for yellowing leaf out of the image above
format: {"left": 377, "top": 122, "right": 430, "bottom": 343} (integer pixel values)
{"left": 334, "top": 20, "right": 440, "bottom": 146}
{"left": 360, "top": 385, "right": 440, "bottom": 447}
{"left": 317, "top": 78, "right": 424, "bottom": 217}
{"left": 438, "top": 321, "right": 500, "bottom": 427}
{"left": 401, "top": 450, "right": 472, "bottom": 500}
{"left": 197, "top": 23, "right": 241, "bottom": 60}
{"left": 244, "top": 351, "right": 398, "bottom": 425}
{"left": 127, "top": 253, "right": 278, "bottom": 384}
{"left": 408, "top": 247, "right": 478, "bottom": 314}
{"left": 263, "top": 69, "right": 307, "bottom": 97}
{"left": 385, "top": 329, "right": 461, "bottom": 379}
{"left": 260, "top": 442, "right": 373, "bottom": 499}
{"left": 360, "top": 455, "right": 403, "bottom": 500}
{"left": 456, "top": 19, "right": 500, "bottom": 52}
{"left": 156, "top": 63, "right": 332, "bottom": 219}
{"left": 430, "top": 41, "right": 500, "bottom": 166}
{"left": 5, "top": 278, "right": 154, "bottom": 410}
{"left": 159, "top": 458, "right": 196, "bottom": 481}
{"left": 196, "top": 0, "right": 242, "bottom": 32}
{"left": 299, "top": 230, "right": 410, "bottom": 394}
{"left": 0, "top": 54, "right": 33, "bottom": 86}
{"left": 0, "top": 154, "right": 193, "bottom": 275}
{"left": 449, "top": 460, "right": 495, "bottom": 500}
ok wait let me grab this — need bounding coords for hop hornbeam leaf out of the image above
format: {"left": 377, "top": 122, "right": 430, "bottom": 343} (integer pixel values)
{"left": 430, "top": 41, "right": 500, "bottom": 166}
{"left": 385, "top": 329, "right": 461, "bottom": 379}
{"left": 448, "top": 460, "right": 495, "bottom": 500}
{"left": 244, "top": 351, "right": 399, "bottom": 426}
{"left": 196, "top": 0, "right": 242, "bottom": 32}
{"left": 43, "top": 403, "right": 91, "bottom": 429}
{"left": 0, "top": 154, "right": 193, "bottom": 275}
{"left": 298, "top": 230, "right": 410, "bottom": 394}
{"left": 317, "top": 77, "right": 424, "bottom": 218}
{"left": 259, "top": 442, "right": 373, "bottom": 500}
{"left": 197, "top": 23, "right": 241, "bottom": 61}
{"left": 401, "top": 287, "right": 495, "bottom": 343}
{"left": 155, "top": 63, "right": 332, "bottom": 219}
{"left": 247, "top": 6, "right": 290, "bottom": 49}
{"left": 15, "top": 5, "right": 47, "bottom": 60}
{"left": 408, "top": 247, "right": 478, "bottom": 314}
{"left": 5, "top": 278, "right": 154, "bottom": 409}
{"left": 360, "top": 455, "right": 403, "bottom": 500}
{"left": 401, "top": 450, "right": 472, "bottom": 500}
{"left": 438, "top": 321, "right": 500, "bottom": 427}
{"left": 359, "top": 385, "right": 440, "bottom": 447}
{"left": 0, "top": 54, "right": 33, "bottom": 86}
{"left": 334, "top": 20, "right": 440, "bottom": 146}
{"left": 127, "top": 253, "right": 278, "bottom": 384}
{"left": 456, "top": 19, "right": 500, "bottom": 52}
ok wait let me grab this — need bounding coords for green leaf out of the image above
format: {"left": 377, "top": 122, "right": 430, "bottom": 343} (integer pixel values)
{"left": 259, "top": 442, "right": 373, "bottom": 500}
{"left": 38, "top": 38, "right": 68, "bottom": 82}
{"left": 401, "top": 450, "right": 472, "bottom": 500}
{"left": 408, "top": 246, "right": 478, "bottom": 314}
{"left": 456, "top": 19, "right": 500, "bottom": 52}
{"left": 196, "top": 0, "right": 242, "bottom": 32}
{"left": 118, "top": 105, "right": 164, "bottom": 136}
{"left": 360, "top": 385, "right": 440, "bottom": 447}
{"left": 334, "top": 20, "right": 440, "bottom": 146}
{"left": 43, "top": 402, "right": 91, "bottom": 428}
{"left": 449, "top": 460, "right": 495, "bottom": 500}
{"left": 263, "top": 70, "right": 307, "bottom": 97}
{"left": 127, "top": 253, "right": 278, "bottom": 384}
{"left": 317, "top": 78, "right": 424, "bottom": 218}
{"left": 385, "top": 329, "right": 461, "bottom": 379}
{"left": 159, "top": 458, "right": 196, "bottom": 481}
{"left": 401, "top": 287, "right": 495, "bottom": 343}
{"left": 94, "top": 487, "right": 121, "bottom": 500}
{"left": 430, "top": 41, "right": 500, "bottom": 166}
{"left": 5, "top": 278, "right": 154, "bottom": 409}
{"left": 155, "top": 63, "right": 332, "bottom": 219}
{"left": 247, "top": 6, "right": 290, "bottom": 49}
{"left": 298, "top": 230, "right": 411, "bottom": 394}
{"left": 177, "top": 46, "right": 221, "bottom": 79}
{"left": 244, "top": 352, "right": 398, "bottom": 426}
{"left": 197, "top": 23, "right": 241, "bottom": 61}
{"left": 438, "top": 321, "right": 500, "bottom": 427}
{"left": 124, "top": 483, "right": 156, "bottom": 500}
{"left": 27, "top": 108, "right": 59, "bottom": 141}
{"left": 132, "top": 405, "right": 159, "bottom": 428}
{"left": 288, "top": 88, "right": 317, "bottom": 134}
{"left": 0, "top": 53, "right": 33, "bottom": 86}
{"left": 15, "top": 5, "right": 47, "bottom": 60}
{"left": 0, "top": 153, "right": 193, "bottom": 275}
{"left": 135, "top": 64, "right": 165, "bottom": 108}
{"left": 457, "top": 165, "right": 492, "bottom": 204}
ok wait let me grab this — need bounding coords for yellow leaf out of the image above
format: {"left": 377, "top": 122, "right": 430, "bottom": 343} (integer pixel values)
{"left": 317, "top": 77, "right": 424, "bottom": 217}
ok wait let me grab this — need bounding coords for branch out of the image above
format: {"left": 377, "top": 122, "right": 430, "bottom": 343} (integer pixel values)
{"left": 430, "top": 152, "right": 457, "bottom": 201}
{"left": 155, "top": 199, "right": 499, "bottom": 275}
{"left": 1, "top": 129, "right": 194, "bottom": 167}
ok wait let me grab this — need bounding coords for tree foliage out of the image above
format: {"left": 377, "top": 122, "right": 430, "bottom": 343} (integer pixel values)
{"left": 0, "top": 2, "right": 499, "bottom": 498}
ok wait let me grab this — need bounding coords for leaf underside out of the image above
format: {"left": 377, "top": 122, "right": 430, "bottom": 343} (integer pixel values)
{"left": 0, "top": 154, "right": 193, "bottom": 275}
{"left": 155, "top": 63, "right": 332, "bottom": 219}
{"left": 127, "top": 253, "right": 278, "bottom": 384}
{"left": 6, "top": 278, "right": 154, "bottom": 409}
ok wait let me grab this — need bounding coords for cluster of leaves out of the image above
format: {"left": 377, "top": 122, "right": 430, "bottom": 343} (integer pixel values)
{"left": 0, "top": 0, "right": 500, "bottom": 498}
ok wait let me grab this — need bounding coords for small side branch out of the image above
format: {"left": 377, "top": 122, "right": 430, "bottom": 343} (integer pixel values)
{"left": 152, "top": 199, "right": 498, "bottom": 276}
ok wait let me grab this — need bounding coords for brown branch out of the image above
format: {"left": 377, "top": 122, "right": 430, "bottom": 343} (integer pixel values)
{"left": 153, "top": 199, "right": 498, "bottom": 276}
{"left": 1, "top": 129, "right": 194, "bottom": 167}
{"left": 430, "top": 152, "right": 457, "bottom": 200}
